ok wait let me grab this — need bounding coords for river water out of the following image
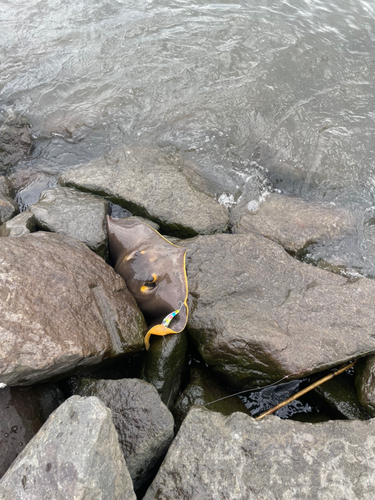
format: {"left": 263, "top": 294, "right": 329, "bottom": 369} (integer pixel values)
{"left": 1, "top": 0, "right": 375, "bottom": 274}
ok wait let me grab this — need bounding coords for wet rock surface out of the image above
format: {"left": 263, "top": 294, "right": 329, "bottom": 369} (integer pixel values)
{"left": 0, "top": 384, "right": 64, "bottom": 478}
{"left": 185, "top": 233, "right": 375, "bottom": 387}
{"left": 0, "top": 232, "right": 146, "bottom": 386}
{"left": 0, "top": 395, "right": 136, "bottom": 500}
{"left": 73, "top": 377, "right": 174, "bottom": 490}
{"left": 141, "top": 331, "right": 188, "bottom": 409}
{"left": 0, "top": 111, "right": 32, "bottom": 173}
{"left": 60, "top": 146, "right": 229, "bottom": 237}
{"left": 30, "top": 186, "right": 110, "bottom": 257}
{"left": 0, "top": 211, "right": 36, "bottom": 237}
{"left": 144, "top": 407, "right": 375, "bottom": 500}
{"left": 231, "top": 193, "right": 356, "bottom": 253}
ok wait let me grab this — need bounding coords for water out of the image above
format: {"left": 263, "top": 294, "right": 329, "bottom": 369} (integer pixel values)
{"left": 1, "top": 0, "right": 375, "bottom": 272}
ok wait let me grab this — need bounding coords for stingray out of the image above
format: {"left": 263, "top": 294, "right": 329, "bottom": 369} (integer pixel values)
{"left": 106, "top": 216, "right": 188, "bottom": 349}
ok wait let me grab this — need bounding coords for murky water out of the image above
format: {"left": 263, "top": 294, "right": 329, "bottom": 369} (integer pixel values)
{"left": 1, "top": 0, "right": 375, "bottom": 272}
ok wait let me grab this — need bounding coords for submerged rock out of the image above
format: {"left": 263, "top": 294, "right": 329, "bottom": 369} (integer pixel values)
{"left": 0, "top": 111, "right": 32, "bottom": 173}
{"left": 141, "top": 331, "right": 188, "bottom": 409}
{"left": 0, "top": 396, "right": 136, "bottom": 500}
{"left": 73, "top": 378, "right": 174, "bottom": 490}
{"left": 60, "top": 146, "right": 229, "bottom": 237}
{"left": 231, "top": 193, "right": 356, "bottom": 253}
{"left": 185, "top": 233, "right": 375, "bottom": 387}
{"left": 0, "top": 211, "right": 36, "bottom": 237}
{"left": 0, "top": 384, "right": 64, "bottom": 478}
{"left": 144, "top": 406, "right": 375, "bottom": 500}
{"left": 313, "top": 368, "right": 371, "bottom": 420}
{"left": 30, "top": 186, "right": 110, "bottom": 257}
{"left": 0, "top": 232, "right": 146, "bottom": 386}
{"left": 173, "top": 366, "right": 250, "bottom": 428}
{"left": 10, "top": 169, "right": 57, "bottom": 211}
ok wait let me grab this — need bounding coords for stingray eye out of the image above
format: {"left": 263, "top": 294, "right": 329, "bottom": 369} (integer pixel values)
{"left": 143, "top": 274, "right": 157, "bottom": 289}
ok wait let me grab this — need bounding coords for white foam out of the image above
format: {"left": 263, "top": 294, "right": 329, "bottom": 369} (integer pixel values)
{"left": 218, "top": 193, "right": 237, "bottom": 208}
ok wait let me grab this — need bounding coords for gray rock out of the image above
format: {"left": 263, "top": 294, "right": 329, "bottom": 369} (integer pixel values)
{"left": 231, "top": 193, "right": 356, "bottom": 253}
{"left": 60, "top": 146, "right": 229, "bottom": 237}
{"left": 30, "top": 186, "right": 110, "bottom": 257}
{"left": 185, "top": 233, "right": 375, "bottom": 387}
{"left": 73, "top": 378, "right": 174, "bottom": 490}
{"left": 144, "top": 406, "right": 375, "bottom": 500}
{"left": 0, "top": 384, "right": 64, "bottom": 478}
{"left": 355, "top": 355, "right": 375, "bottom": 416}
{"left": 0, "top": 111, "right": 32, "bottom": 173}
{"left": 0, "top": 396, "right": 136, "bottom": 500}
{"left": 0, "top": 212, "right": 36, "bottom": 237}
{"left": 0, "top": 232, "right": 146, "bottom": 386}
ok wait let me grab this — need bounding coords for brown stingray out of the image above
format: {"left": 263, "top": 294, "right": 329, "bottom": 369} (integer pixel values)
{"left": 106, "top": 216, "right": 188, "bottom": 349}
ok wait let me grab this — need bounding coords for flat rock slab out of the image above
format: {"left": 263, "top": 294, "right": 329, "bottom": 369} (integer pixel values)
{"left": 144, "top": 407, "right": 375, "bottom": 500}
{"left": 0, "top": 396, "right": 136, "bottom": 500}
{"left": 30, "top": 186, "right": 110, "bottom": 257}
{"left": 185, "top": 233, "right": 375, "bottom": 387}
{"left": 0, "top": 232, "right": 146, "bottom": 386}
{"left": 60, "top": 146, "right": 228, "bottom": 237}
{"left": 73, "top": 378, "right": 174, "bottom": 489}
{"left": 231, "top": 193, "right": 356, "bottom": 253}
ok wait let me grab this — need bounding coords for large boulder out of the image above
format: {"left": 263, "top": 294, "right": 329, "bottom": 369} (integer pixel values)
{"left": 0, "top": 384, "right": 64, "bottom": 478}
{"left": 144, "top": 407, "right": 375, "bottom": 500}
{"left": 59, "top": 146, "right": 229, "bottom": 237}
{"left": 0, "top": 232, "right": 146, "bottom": 386}
{"left": 0, "top": 396, "right": 136, "bottom": 500}
{"left": 30, "top": 186, "right": 110, "bottom": 257}
{"left": 231, "top": 193, "right": 356, "bottom": 254}
{"left": 185, "top": 233, "right": 375, "bottom": 387}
